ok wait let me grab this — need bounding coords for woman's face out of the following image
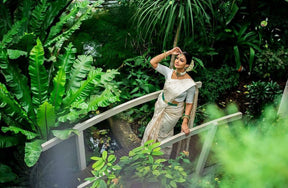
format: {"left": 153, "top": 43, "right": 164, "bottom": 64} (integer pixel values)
{"left": 174, "top": 54, "right": 187, "bottom": 69}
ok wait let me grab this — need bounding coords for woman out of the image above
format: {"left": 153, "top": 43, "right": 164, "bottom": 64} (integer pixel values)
{"left": 141, "top": 47, "right": 198, "bottom": 159}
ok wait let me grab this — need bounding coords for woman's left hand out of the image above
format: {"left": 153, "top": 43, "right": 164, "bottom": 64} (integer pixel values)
{"left": 181, "top": 122, "right": 190, "bottom": 136}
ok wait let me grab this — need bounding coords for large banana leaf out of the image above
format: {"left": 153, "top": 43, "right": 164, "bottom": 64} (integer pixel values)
{"left": 37, "top": 101, "right": 56, "bottom": 140}
{"left": 28, "top": 38, "right": 48, "bottom": 107}
{"left": 24, "top": 139, "right": 44, "bottom": 167}
{"left": 65, "top": 55, "right": 93, "bottom": 92}
{"left": 0, "top": 83, "right": 35, "bottom": 130}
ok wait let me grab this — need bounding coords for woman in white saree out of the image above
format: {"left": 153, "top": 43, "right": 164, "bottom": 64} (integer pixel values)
{"left": 141, "top": 47, "right": 198, "bottom": 159}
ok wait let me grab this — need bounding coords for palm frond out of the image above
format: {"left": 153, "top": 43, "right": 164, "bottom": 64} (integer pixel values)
{"left": 28, "top": 38, "right": 48, "bottom": 107}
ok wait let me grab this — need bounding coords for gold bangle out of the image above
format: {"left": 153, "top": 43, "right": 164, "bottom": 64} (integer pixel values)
{"left": 164, "top": 51, "right": 167, "bottom": 58}
{"left": 182, "top": 115, "right": 190, "bottom": 120}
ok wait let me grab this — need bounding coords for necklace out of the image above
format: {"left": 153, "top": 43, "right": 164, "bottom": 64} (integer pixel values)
{"left": 175, "top": 70, "right": 186, "bottom": 77}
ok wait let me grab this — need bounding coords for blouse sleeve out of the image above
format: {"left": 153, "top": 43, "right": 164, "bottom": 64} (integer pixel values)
{"left": 155, "top": 63, "right": 172, "bottom": 79}
{"left": 186, "top": 86, "right": 196, "bottom": 103}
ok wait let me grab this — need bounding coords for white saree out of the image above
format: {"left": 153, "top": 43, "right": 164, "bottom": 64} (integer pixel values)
{"left": 141, "top": 77, "right": 197, "bottom": 159}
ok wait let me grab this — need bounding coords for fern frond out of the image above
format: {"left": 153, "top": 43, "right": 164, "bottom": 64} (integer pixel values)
{"left": 56, "top": 43, "right": 77, "bottom": 74}
{"left": 88, "top": 87, "right": 120, "bottom": 111}
{"left": 37, "top": 101, "right": 56, "bottom": 140}
{"left": 65, "top": 55, "right": 93, "bottom": 91}
{"left": 0, "top": 49, "right": 33, "bottom": 115}
{"left": 29, "top": 0, "right": 49, "bottom": 38}
{"left": 2, "top": 126, "right": 38, "bottom": 140}
{"left": 42, "top": 0, "right": 68, "bottom": 34}
{"left": 46, "top": 5, "right": 79, "bottom": 42}
{"left": 49, "top": 67, "right": 66, "bottom": 111}
{"left": 0, "top": 83, "right": 35, "bottom": 131}
{"left": 44, "top": 6, "right": 92, "bottom": 49}
{"left": 28, "top": 38, "right": 48, "bottom": 107}
{"left": 0, "top": 18, "right": 27, "bottom": 48}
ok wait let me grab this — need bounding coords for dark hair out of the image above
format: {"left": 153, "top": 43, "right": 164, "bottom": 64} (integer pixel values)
{"left": 182, "top": 51, "right": 192, "bottom": 64}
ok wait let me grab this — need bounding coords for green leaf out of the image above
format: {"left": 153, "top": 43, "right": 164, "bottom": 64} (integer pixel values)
{"left": 7, "top": 49, "right": 27, "bottom": 59}
{"left": 30, "top": 0, "right": 49, "bottom": 37}
{"left": 249, "top": 47, "right": 255, "bottom": 72}
{"left": 92, "top": 159, "right": 105, "bottom": 171}
{"left": 52, "top": 129, "right": 79, "bottom": 140}
{"left": 49, "top": 67, "right": 66, "bottom": 110}
{"left": 102, "top": 150, "right": 107, "bottom": 160}
{"left": 37, "top": 101, "right": 56, "bottom": 139}
{"left": 29, "top": 38, "right": 48, "bottom": 107}
{"left": 2, "top": 126, "right": 38, "bottom": 140}
{"left": 0, "top": 136, "right": 20, "bottom": 148}
{"left": 65, "top": 55, "right": 93, "bottom": 92}
{"left": 226, "top": 3, "right": 239, "bottom": 25}
{"left": 0, "top": 83, "right": 34, "bottom": 129}
{"left": 98, "top": 179, "right": 107, "bottom": 188}
{"left": 1, "top": 18, "right": 27, "bottom": 48}
{"left": 24, "top": 139, "right": 44, "bottom": 167}
{"left": 0, "top": 49, "right": 33, "bottom": 116}
{"left": 233, "top": 46, "right": 241, "bottom": 70}
{"left": 0, "top": 163, "right": 17, "bottom": 183}
{"left": 108, "top": 155, "right": 116, "bottom": 163}
{"left": 170, "top": 180, "right": 177, "bottom": 188}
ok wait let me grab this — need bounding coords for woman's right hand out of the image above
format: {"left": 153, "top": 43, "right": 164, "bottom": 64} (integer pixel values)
{"left": 167, "top": 47, "right": 182, "bottom": 56}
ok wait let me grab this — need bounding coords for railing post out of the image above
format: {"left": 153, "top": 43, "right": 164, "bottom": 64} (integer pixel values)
{"left": 278, "top": 79, "right": 288, "bottom": 118}
{"left": 195, "top": 123, "right": 218, "bottom": 176}
{"left": 76, "top": 130, "right": 86, "bottom": 170}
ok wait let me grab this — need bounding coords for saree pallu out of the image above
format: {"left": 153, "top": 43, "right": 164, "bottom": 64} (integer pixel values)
{"left": 141, "top": 93, "right": 184, "bottom": 158}
{"left": 141, "top": 78, "right": 196, "bottom": 159}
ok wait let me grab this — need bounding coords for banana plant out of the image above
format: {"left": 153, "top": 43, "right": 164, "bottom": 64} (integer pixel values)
{"left": 0, "top": 39, "right": 120, "bottom": 167}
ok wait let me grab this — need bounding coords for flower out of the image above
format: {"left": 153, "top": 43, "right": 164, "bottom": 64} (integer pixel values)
{"left": 112, "top": 178, "right": 119, "bottom": 184}
{"left": 182, "top": 150, "right": 189, "bottom": 157}
{"left": 260, "top": 20, "right": 268, "bottom": 27}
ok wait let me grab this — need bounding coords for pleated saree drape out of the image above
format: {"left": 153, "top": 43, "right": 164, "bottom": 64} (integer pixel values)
{"left": 141, "top": 78, "right": 197, "bottom": 159}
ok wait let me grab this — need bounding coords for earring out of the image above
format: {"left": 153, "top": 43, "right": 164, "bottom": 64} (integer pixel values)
{"left": 186, "top": 60, "right": 194, "bottom": 72}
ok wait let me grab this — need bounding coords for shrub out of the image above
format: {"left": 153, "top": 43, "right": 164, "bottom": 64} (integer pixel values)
{"left": 245, "top": 81, "right": 282, "bottom": 117}
{"left": 194, "top": 65, "right": 239, "bottom": 104}
{"left": 210, "top": 104, "right": 288, "bottom": 188}
{"left": 86, "top": 140, "right": 194, "bottom": 188}
{"left": 253, "top": 47, "right": 288, "bottom": 80}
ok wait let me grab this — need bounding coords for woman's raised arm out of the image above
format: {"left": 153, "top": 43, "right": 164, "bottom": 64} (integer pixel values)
{"left": 150, "top": 47, "right": 182, "bottom": 69}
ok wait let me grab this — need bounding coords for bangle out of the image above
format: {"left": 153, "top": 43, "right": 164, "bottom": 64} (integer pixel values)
{"left": 182, "top": 115, "right": 190, "bottom": 120}
{"left": 164, "top": 51, "right": 167, "bottom": 58}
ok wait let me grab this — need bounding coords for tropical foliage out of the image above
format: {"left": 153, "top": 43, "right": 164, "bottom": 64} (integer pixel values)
{"left": 87, "top": 140, "right": 193, "bottom": 188}
{"left": 132, "top": 0, "right": 213, "bottom": 48}
{"left": 0, "top": 0, "right": 120, "bottom": 168}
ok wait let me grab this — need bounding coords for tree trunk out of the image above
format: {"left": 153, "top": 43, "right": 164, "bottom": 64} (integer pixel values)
{"left": 169, "top": 21, "right": 182, "bottom": 68}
